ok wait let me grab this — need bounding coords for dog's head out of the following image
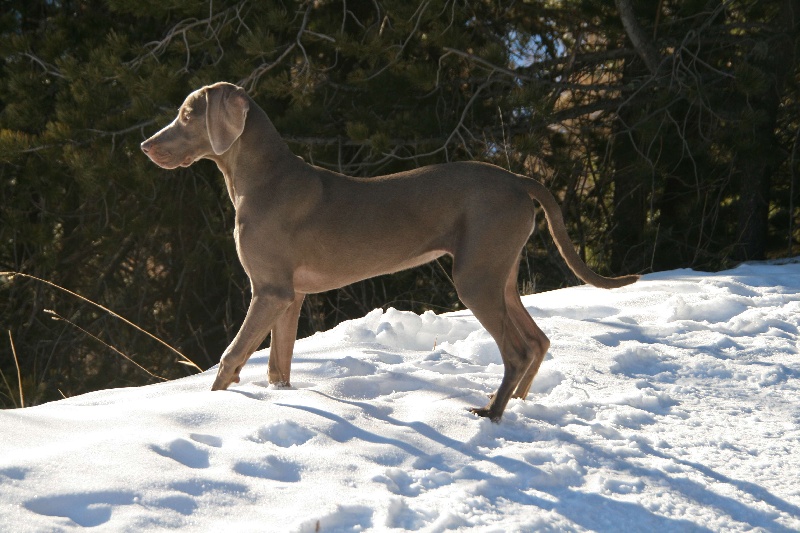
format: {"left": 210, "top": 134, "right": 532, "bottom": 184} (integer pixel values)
{"left": 141, "top": 82, "right": 250, "bottom": 169}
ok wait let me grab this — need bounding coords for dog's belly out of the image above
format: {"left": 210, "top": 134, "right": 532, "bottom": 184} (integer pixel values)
{"left": 292, "top": 250, "right": 447, "bottom": 294}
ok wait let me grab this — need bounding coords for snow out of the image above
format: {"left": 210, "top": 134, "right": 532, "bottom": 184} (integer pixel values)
{"left": 2, "top": 261, "right": 800, "bottom": 532}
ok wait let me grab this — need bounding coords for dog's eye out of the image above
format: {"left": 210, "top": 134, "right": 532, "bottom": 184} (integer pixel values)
{"left": 180, "top": 106, "right": 193, "bottom": 122}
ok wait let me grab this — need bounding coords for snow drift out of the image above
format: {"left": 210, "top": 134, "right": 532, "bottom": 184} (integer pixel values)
{"left": 1, "top": 262, "right": 799, "bottom": 532}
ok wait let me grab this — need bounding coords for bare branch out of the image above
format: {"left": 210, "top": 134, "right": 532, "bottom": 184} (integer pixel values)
{"left": 86, "top": 120, "right": 158, "bottom": 138}
{"left": 439, "top": 46, "right": 617, "bottom": 91}
{"left": 126, "top": 2, "right": 248, "bottom": 71}
{"left": 13, "top": 52, "right": 65, "bottom": 78}
{"left": 238, "top": 2, "right": 313, "bottom": 92}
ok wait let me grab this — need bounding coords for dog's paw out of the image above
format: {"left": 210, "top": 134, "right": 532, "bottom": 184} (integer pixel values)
{"left": 468, "top": 406, "right": 502, "bottom": 423}
{"left": 210, "top": 379, "right": 229, "bottom": 391}
{"left": 211, "top": 370, "right": 240, "bottom": 391}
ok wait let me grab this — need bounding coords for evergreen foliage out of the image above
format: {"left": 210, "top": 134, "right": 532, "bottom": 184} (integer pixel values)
{"left": 1, "top": 0, "right": 798, "bottom": 406}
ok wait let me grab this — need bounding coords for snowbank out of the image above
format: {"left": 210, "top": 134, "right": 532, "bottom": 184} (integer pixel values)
{"left": 1, "top": 262, "right": 799, "bottom": 531}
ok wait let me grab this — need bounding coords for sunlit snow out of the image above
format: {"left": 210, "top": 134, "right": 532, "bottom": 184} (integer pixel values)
{"left": 1, "top": 261, "right": 799, "bottom": 532}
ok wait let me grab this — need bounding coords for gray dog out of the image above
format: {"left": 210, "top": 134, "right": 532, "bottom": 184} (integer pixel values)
{"left": 141, "top": 82, "right": 637, "bottom": 421}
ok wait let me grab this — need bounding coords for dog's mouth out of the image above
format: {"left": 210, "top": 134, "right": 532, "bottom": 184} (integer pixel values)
{"left": 143, "top": 151, "right": 195, "bottom": 170}
{"left": 149, "top": 156, "right": 180, "bottom": 170}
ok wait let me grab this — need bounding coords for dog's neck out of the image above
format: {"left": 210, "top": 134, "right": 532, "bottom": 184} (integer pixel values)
{"left": 208, "top": 101, "right": 304, "bottom": 206}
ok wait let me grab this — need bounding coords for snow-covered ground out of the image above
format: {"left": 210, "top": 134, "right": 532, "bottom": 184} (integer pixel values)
{"left": 1, "top": 262, "right": 799, "bottom": 532}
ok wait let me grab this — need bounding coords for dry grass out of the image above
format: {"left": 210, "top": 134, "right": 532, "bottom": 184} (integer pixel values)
{"left": 1, "top": 271, "right": 202, "bottom": 408}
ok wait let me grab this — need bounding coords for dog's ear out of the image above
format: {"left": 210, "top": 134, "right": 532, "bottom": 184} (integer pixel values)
{"left": 206, "top": 83, "right": 250, "bottom": 155}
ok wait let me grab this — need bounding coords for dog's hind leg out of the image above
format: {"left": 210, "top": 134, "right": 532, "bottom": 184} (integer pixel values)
{"left": 453, "top": 259, "right": 530, "bottom": 422}
{"left": 503, "top": 264, "right": 550, "bottom": 400}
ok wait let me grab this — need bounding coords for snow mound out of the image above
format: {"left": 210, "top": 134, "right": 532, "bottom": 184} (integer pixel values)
{"left": 1, "top": 261, "right": 799, "bottom": 531}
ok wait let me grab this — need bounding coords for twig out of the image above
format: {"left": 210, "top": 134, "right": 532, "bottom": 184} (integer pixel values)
{"left": 239, "top": 3, "right": 313, "bottom": 92}
{"left": 442, "top": 46, "right": 528, "bottom": 81}
{"left": 86, "top": 119, "right": 157, "bottom": 138}
{"left": 44, "top": 310, "right": 167, "bottom": 382}
{"left": 498, "top": 105, "right": 511, "bottom": 170}
{"left": 0, "top": 339, "right": 18, "bottom": 408}
{"left": 1, "top": 271, "right": 202, "bottom": 372}
{"left": 361, "top": 0, "right": 432, "bottom": 83}
{"left": 18, "top": 52, "right": 64, "bottom": 79}
{"left": 127, "top": 2, "right": 248, "bottom": 71}
{"left": 7, "top": 330, "right": 24, "bottom": 408}
{"left": 435, "top": 259, "right": 455, "bottom": 289}
{"left": 0, "top": 369, "right": 16, "bottom": 408}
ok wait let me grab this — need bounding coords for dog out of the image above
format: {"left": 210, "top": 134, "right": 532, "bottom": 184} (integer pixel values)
{"left": 141, "top": 82, "right": 637, "bottom": 421}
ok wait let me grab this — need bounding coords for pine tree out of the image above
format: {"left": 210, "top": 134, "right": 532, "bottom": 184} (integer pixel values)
{"left": 1, "top": 0, "right": 798, "bottom": 406}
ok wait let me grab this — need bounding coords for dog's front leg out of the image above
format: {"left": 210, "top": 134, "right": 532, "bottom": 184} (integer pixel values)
{"left": 267, "top": 294, "right": 305, "bottom": 387}
{"left": 211, "top": 287, "right": 295, "bottom": 391}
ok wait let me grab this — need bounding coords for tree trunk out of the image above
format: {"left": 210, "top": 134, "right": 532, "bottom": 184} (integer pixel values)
{"left": 734, "top": 0, "right": 798, "bottom": 261}
{"left": 610, "top": 58, "right": 648, "bottom": 274}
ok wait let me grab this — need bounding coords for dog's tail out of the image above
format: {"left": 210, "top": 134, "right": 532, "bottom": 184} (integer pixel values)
{"left": 524, "top": 178, "right": 639, "bottom": 289}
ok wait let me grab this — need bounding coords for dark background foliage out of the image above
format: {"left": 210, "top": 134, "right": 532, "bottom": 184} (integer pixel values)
{"left": 2, "top": 0, "right": 798, "bottom": 407}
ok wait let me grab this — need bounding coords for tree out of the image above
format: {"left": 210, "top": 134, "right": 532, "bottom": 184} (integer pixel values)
{"left": 605, "top": 0, "right": 800, "bottom": 267}
{"left": 0, "top": 0, "right": 531, "bottom": 405}
{"left": 448, "top": 0, "right": 800, "bottom": 270}
{"left": 2, "top": 0, "right": 798, "bottom": 407}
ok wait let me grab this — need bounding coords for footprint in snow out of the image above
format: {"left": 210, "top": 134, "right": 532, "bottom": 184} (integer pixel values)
{"left": 189, "top": 433, "right": 223, "bottom": 448}
{"left": 250, "top": 420, "right": 316, "bottom": 447}
{"left": 373, "top": 467, "right": 454, "bottom": 497}
{"left": 0, "top": 467, "right": 27, "bottom": 480}
{"left": 610, "top": 347, "right": 678, "bottom": 378}
{"left": 373, "top": 468, "right": 421, "bottom": 497}
{"left": 386, "top": 498, "right": 438, "bottom": 531}
{"left": 24, "top": 490, "right": 137, "bottom": 528}
{"left": 150, "top": 494, "right": 197, "bottom": 516}
{"left": 233, "top": 456, "right": 301, "bottom": 482}
{"left": 150, "top": 438, "right": 210, "bottom": 469}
